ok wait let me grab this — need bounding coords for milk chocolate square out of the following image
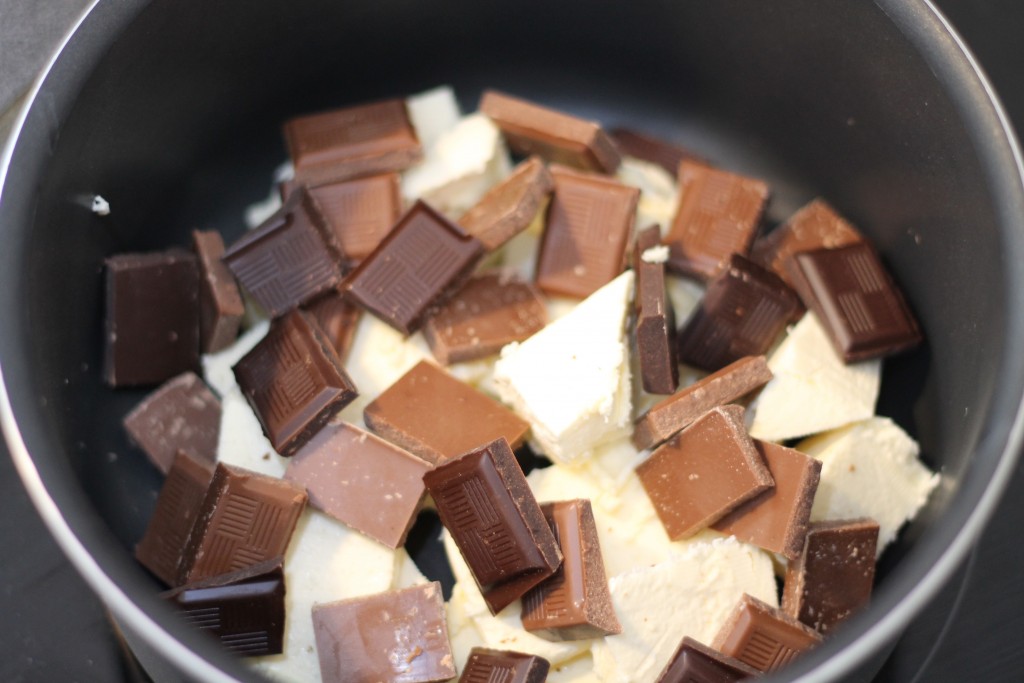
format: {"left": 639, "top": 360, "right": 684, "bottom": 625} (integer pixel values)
{"left": 458, "top": 648, "right": 551, "bottom": 683}
{"left": 655, "top": 637, "right": 760, "bottom": 683}
{"left": 302, "top": 290, "right": 361, "bottom": 361}
{"left": 712, "top": 594, "right": 822, "bottom": 673}
{"left": 459, "top": 156, "right": 554, "bottom": 251}
{"left": 634, "top": 225, "right": 679, "bottom": 394}
{"left": 192, "top": 230, "right": 244, "bottom": 353}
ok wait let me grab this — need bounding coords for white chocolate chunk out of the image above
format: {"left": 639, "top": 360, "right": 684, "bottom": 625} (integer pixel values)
{"left": 201, "top": 319, "right": 270, "bottom": 398}
{"left": 747, "top": 313, "right": 881, "bottom": 442}
{"left": 800, "top": 416, "right": 940, "bottom": 554}
{"left": 406, "top": 85, "right": 462, "bottom": 151}
{"left": 494, "top": 271, "right": 634, "bottom": 465}
{"left": 615, "top": 156, "right": 678, "bottom": 230}
{"left": 215, "top": 388, "right": 286, "bottom": 477}
{"left": 640, "top": 245, "right": 669, "bottom": 264}
{"left": 548, "top": 654, "right": 600, "bottom": 683}
{"left": 392, "top": 548, "right": 430, "bottom": 589}
{"left": 664, "top": 275, "right": 703, "bottom": 326}
{"left": 243, "top": 161, "right": 294, "bottom": 229}
{"left": 591, "top": 537, "right": 778, "bottom": 683}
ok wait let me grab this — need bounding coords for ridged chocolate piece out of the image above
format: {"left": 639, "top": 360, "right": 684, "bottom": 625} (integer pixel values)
{"left": 192, "top": 230, "right": 244, "bottom": 353}
{"left": 713, "top": 440, "right": 822, "bottom": 560}
{"left": 632, "top": 356, "right": 772, "bottom": 451}
{"left": 424, "top": 438, "right": 561, "bottom": 614}
{"left": 178, "top": 463, "right": 306, "bottom": 585}
{"left": 712, "top": 594, "right": 823, "bottom": 673}
{"left": 610, "top": 128, "right": 701, "bottom": 179}
{"left": 521, "top": 500, "right": 621, "bottom": 640}
{"left": 161, "top": 557, "right": 286, "bottom": 657}
{"left": 634, "top": 226, "right": 679, "bottom": 394}
{"left": 344, "top": 200, "right": 485, "bottom": 335}
{"left": 459, "top": 648, "right": 551, "bottom": 683}
{"left": 656, "top": 637, "right": 760, "bottom": 683}
{"left": 313, "top": 582, "right": 455, "bottom": 683}
{"left": 284, "top": 98, "right": 422, "bottom": 186}
{"left": 123, "top": 371, "right": 220, "bottom": 474}
{"left": 535, "top": 165, "right": 639, "bottom": 299}
{"left": 786, "top": 242, "right": 922, "bottom": 362}
{"left": 665, "top": 161, "right": 768, "bottom": 281}
{"left": 223, "top": 188, "right": 344, "bottom": 318}
{"left": 459, "top": 156, "right": 554, "bottom": 251}
{"left": 750, "top": 198, "right": 863, "bottom": 287}
{"left": 284, "top": 420, "right": 431, "bottom": 549}
{"left": 636, "top": 405, "right": 773, "bottom": 540}
{"left": 104, "top": 250, "right": 200, "bottom": 387}
{"left": 677, "top": 255, "right": 801, "bottom": 372}
{"left": 422, "top": 272, "right": 547, "bottom": 365}
{"left": 480, "top": 90, "right": 621, "bottom": 173}
{"left": 135, "top": 451, "right": 215, "bottom": 586}
{"left": 782, "top": 519, "right": 879, "bottom": 633}
{"left": 302, "top": 290, "right": 361, "bottom": 361}
{"left": 233, "top": 310, "right": 358, "bottom": 456}
{"left": 364, "top": 360, "right": 529, "bottom": 465}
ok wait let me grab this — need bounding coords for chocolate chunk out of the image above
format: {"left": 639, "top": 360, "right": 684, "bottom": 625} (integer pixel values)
{"left": 750, "top": 198, "right": 863, "bottom": 287}
{"left": 535, "top": 165, "right": 639, "bottom": 299}
{"left": 636, "top": 405, "right": 773, "bottom": 540}
{"left": 284, "top": 98, "right": 423, "bottom": 186}
{"left": 424, "top": 438, "right": 561, "bottom": 614}
{"left": 422, "top": 272, "right": 547, "bottom": 365}
{"left": 344, "top": 200, "right": 485, "bottom": 335}
{"left": 634, "top": 225, "right": 679, "bottom": 395}
{"left": 458, "top": 156, "right": 554, "bottom": 251}
{"left": 364, "top": 360, "right": 529, "bottom": 465}
{"left": 233, "top": 310, "right": 358, "bottom": 456}
{"left": 632, "top": 356, "right": 772, "bottom": 451}
{"left": 786, "top": 242, "right": 922, "bottom": 362}
{"left": 656, "top": 637, "right": 760, "bottom": 683}
{"left": 480, "top": 90, "right": 621, "bottom": 173}
{"left": 712, "top": 593, "right": 823, "bottom": 673}
{"left": 161, "top": 557, "right": 286, "bottom": 657}
{"left": 122, "top": 371, "right": 220, "bottom": 474}
{"left": 191, "top": 230, "right": 244, "bottom": 353}
{"left": 521, "top": 499, "right": 621, "bottom": 640}
{"left": 677, "top": 255, "right": 801, "bottom": 372}
{"left": 284, "top": 420, "right": 431, "bottom": 549}
{"left": 458, "top": 648, "right": 551, "bottom": 683}
{"left": 609, "top": 128, "right": 702, "bottom": 179}
{"left": 178, "top": 463, "right": 306, "bottom": 585}
{"left": 104, "top": 250, "right": 200, "bottom": 387}
{"left": 313, "top": 581, "right": 455, "bottom": 683}
{"left": 664, "top": 161, "right": 768, "bottom": 281}
{"left": 135, "top": 451, "right": 215, "bottom": 586}
{"left": 302, "top": 290, "right": 361, "bottom": 361}
{"left": 782, "top": 519, "right": 879, "bottom": 633}
{"left": 712, "top": 440, "right": 822, "bottom": 560}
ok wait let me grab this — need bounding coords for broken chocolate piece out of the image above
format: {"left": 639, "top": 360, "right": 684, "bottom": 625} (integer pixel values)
{"left": 284, "top": 98, "right": 423, "bottom": 186}
{"left": 302, "top": 290, "right": 361, "bottom": 361}
{"left": 480, "top": 90, "right": 621, "bottom": 173}
{"left": 458, "top": 648, "right": 551, "bottom": 683}
{"left": 312, "top": 581, "right": 455, "bottom": 683}
{"left": 223, "top": 188, "right": 344, "bottom": 318}
{"left": 135, "top": 451, "right": 216, "bottom": 586}
{"left": 656, "top": 637, "right": 760, "bottom": 683}
{"left": 636, "top": 405, "right": 773, "bottom": 540}
{"left": 422, "top": 272, "right": 547, "bottom": 365}
{"left": 665, "top": 161, "right": 768, "bottom": 281}
{"left": 344, "top": 200, "right": 485, "bottom": 335}
{"left": 284, "top": 420, "right": 431, "bottom": 549}
{"left": 750, "top": 199, "right": 863, "bottom": 287}
{"left": 364, "top": 360, "right": 529, "bottom": 465}
{"left": 632, "top": 355, "right": 772, "bottom": 451}
{"left": 610, "top": 128, "right": 700, "bottom": 179}
{"left": 677, "top": 255, "right": 801, "bottom": 372}
{"left": 178, "top": 463, "right": 306, "bottom": 585}
{"left": 782, "top": 519, "right": 879, "bottom": 634}
{"left": 104, "top": 250, "right": 200, "bottom": 387}
{"left": 712, "top": 593, "right": 823, "bottom": 673}
{"left": 634, "top": 225, "right": 679, "bottom": 394}
{"left": 424, "top": 438, "right": 561, "bottom": 614}
{"left": 458, "top": 156, "right": 554, "bottom": 251}
{"left": 123, "top": 371, "right": 220, "bottom": 474}
{"left": 521, "top": 499, "right": 621, "bottom": 640}
{"left": 712, "top": 440, "right": 822, "bottom": 560}
{"left": 786, "top": 242, "right": 922, "bottom": 362}
{"left": 233, "top": 310, "right": 358, "bottom": 456}
{"left": 535, "top": 165, "right": 639, "bottom": 299}
{"left": 192, "top": 230, "right": 245, "bottom": 353}
{"left": 161, "top": 557, "right": 286, "bottom": 657}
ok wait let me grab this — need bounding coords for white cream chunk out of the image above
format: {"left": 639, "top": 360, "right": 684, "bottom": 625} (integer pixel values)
{"left": 747, "top": 313, "right": 881, "bottom": 443}
{"left": 215, "top": 388, "right": 286, "bottom": 477}
{"left": 201, "top": 319, "right": 270, "bottom": 397}
{"left": 494, "top": 271, "right": 634, "bottom": 465}
{"left": 548, "top": 655, "right": 601, "bottom": 683}
{"left": 243, "top": 161, "right": 294, "bottom": 229}
{"left": 406, "top": 85, "right": 462, "bottom": 151}
{"left": 391, "top": 548, "right": 430, "bottom": 589}
{"left": 591, "top": 537, "right": 778, "bottom": 683}
{"left": 615, "top": 156, "right": 679, "bottom": 230}
{"left": 800, "top": 416, "right": 940, "bottom": 554}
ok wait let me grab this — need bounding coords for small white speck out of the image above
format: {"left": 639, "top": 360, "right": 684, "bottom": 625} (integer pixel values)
{"left": 641, "top": 245, "right": 669, "bottom": 264}
{"left": 91, "top": 195, "right": 110, "bottom": 215}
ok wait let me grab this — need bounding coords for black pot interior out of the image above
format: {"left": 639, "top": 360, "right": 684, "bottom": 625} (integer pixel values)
{"left": 2, "top": 0, "right": 1021, "bottom": 680}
